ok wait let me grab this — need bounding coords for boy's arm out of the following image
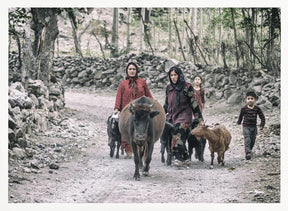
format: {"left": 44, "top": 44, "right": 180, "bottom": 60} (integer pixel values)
{"left": 237, "top": 108, "right": 244, "bottom": 125}
{"left": 258, "top": 107, "right": 266, "bottom": 130}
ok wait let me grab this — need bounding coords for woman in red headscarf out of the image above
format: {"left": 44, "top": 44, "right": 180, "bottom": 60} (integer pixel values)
{"left": 114, "top": 62, "right": 153, "bottom": 158}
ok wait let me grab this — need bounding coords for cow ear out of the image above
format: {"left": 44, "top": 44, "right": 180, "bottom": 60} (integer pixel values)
{"left": 150, "top": 110, "right": 160, "bottom": 118}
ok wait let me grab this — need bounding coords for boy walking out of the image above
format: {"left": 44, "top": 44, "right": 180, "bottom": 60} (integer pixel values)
{"left": 237, "top": 91, "right": 265, "bottom": 160}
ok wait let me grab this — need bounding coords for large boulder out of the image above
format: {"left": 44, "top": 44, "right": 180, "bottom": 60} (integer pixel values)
{"left": 228, "top": 92, "right": 243, "bottom": 105}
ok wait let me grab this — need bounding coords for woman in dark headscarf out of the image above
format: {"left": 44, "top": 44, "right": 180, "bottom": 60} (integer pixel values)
{"left": 114, "top": 61, "right": 153, "bottom": 158}
{"left": 163, "top": 66, "right": 203, "bottom": 164}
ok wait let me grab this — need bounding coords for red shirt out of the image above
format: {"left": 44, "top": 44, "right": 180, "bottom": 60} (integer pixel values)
{"left": 114, "top": 78, "right": 153, "bottom": 111}
{"left": 193, "top": 88, "right": 205, "bottom": 113}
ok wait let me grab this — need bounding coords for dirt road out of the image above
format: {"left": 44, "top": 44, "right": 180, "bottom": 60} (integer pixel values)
{"left": 8, "top": 88, "right": 280, "bottom": 204}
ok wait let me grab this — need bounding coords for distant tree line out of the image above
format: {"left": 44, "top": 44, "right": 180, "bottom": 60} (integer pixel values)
{"left": 8, "top": 7, "right": 281, "bottom": 88}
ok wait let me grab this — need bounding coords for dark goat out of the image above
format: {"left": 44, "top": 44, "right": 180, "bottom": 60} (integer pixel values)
{"left": 160, "top": 121, "right": 174, "bottom": 165}
{"left": 187, "top": 119, "right": 206, "bottom": 162}
{"left": 107, "top": 113, "right": 121, "bottom": 158}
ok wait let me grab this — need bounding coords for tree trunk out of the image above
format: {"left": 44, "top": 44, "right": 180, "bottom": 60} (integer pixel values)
{"left": 10, "top": 30, "right": 22, "bottom": 70}
{"left": 140, "top": 9, "right": 154, "bottom": 55}
{"left": 67, "top": 9, "right": 83, "bottom": 57}
{"left": 30, "top": 8, "right": 59, "bottom": 86}
{"left": 241, "top": 9, "right": 250, "bottom": 62}
{"left": 21, "top": 22, "right": 33, "bottom": 89}
{"left": 184, "top": 20, "right": 208, "bottom": 65}
{"left": 140, "top": 8, "right": 144, "bottom": 51}
{"left": 126, "top": 8, "right": 131, "bottom": 53}
{"left": 181, "top": 8, "right": 186, "bottom": 52}
{"left": 266, "top": 8, "right": 278, "bottom": 75}
{"left": 251, "top": 8, "right": 256, "bottom": 64}
{"left": 173, "top": 19, "right": 186, "bottom": 61}
{"left": 230, "top": 8, "right": 240, "bottom": 68}
{"left": 92, "top": 32, "right": 105, "bottom": 59}
{"left": 168, "top": 8, "right": 172, "bottom": 55}
{"left": 218, "top": 8, "right": 223, "bottom": 64}
{"left": 111, "top": 8, "right": 119, "bottom": 57}
{"left": 192, "top": 8, "right": 197, "bottom": 36}
{"left": 103, "top": 21, "right": 111, "bottom": 50}
{"left": 199, "top": 8, "right": 203, "bottom": 43}
{"left": 144, "top": 8, "right": 152, "bottom": 46}
{"left": 221, "top": 42, "right": 228, "bottom": 69}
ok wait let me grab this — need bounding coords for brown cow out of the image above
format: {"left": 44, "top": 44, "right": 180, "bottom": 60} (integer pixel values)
{"left": 119, "top": 96, "right": 165, "bottom": 180}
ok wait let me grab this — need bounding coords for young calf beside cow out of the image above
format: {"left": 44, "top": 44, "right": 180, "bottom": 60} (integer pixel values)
{"left": 106, "top": 113, "right": 122, "bottom": 158}
{"left": 160, "top": 119, "right": 206, "bottom": 165}
{"left": 160, "top": 121, "right": 174, "bottom": 165}
{"left": 187, "top": 119, "right": 207, "bottom": 162}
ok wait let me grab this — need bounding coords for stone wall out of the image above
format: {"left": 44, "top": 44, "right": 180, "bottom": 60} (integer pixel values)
{"left": 52, "top": 53, "right": 280, "bottom": 108}
{"left": 8, "top": 52, "right": 280, "bottom": 150}
{"left": 8, "top": 79, "right": 65, "bottom": 150}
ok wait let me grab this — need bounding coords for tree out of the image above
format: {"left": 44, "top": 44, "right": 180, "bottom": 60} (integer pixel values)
{"left": 66, "top": 8, "right": 83, "bottom": 57}
{"left": 30, "top": 8, "right": 59, "bottom": 86}
{"left": 111, "top": 8, "right": 119, "bottom": 57}
{"left": 173, "top": 19, "right": 186, "bottom": 61}
{"left": 266, "top": 8, "right": 280, "bottom": 75}
{"left": 126, "top": 8, "right": 131, "bottom": 53}
{"left": 168, "top": 8, "right": 172, "bottom": 55}
{"left": 230, "top": 8, "right": 240, "bottom": 68}
{"left": 9, "top": 8, "right": 31, "bottom": 70}
{"left": 139, "top": 8, "right": 154, "bottom": 54}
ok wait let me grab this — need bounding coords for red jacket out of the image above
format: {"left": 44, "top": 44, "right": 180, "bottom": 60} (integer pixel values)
{"left": 114, "top": 78, "right": 153, "bottom": 111}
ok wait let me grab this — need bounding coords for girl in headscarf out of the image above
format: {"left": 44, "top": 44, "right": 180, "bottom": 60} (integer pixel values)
{"left": 114, "top": 61, "right": 153, "bottom": 158}
{"left": 163, "top": 66, "right": 203, "bottom": 164}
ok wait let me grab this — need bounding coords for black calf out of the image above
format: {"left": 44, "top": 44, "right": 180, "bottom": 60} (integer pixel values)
{"left": 160, "top": 121, "right": 174, "bottom": 165}
{"left": 107, "top": 114, "right": 121, "bottom": 158}
{"left": 187, "top": 119, "right": 206, "bottom": 162}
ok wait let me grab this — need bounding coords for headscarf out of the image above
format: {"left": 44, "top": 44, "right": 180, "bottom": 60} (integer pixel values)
{"left": 168, "top": 66, "right": 186, "bottom": 106}
{"left": 125, "top": 62, "right": 139, "bottom": 99}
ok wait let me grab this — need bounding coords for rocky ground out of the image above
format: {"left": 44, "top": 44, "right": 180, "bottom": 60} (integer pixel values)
{"left": 8, "top": 88, "right": 281, "bottom": 205}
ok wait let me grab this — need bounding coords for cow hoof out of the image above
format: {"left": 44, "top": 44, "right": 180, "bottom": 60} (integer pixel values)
{"left": 210, "top": 165, "right": 214, "bottom": 169}
{"left": 116, "top": 155, "right": 119, "bottom": 159}
{"left": 134, "top": 173, "right": 140, "bottom": 181}
{"left": 142, "top": 171, "right": 149, "bottom": 176}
